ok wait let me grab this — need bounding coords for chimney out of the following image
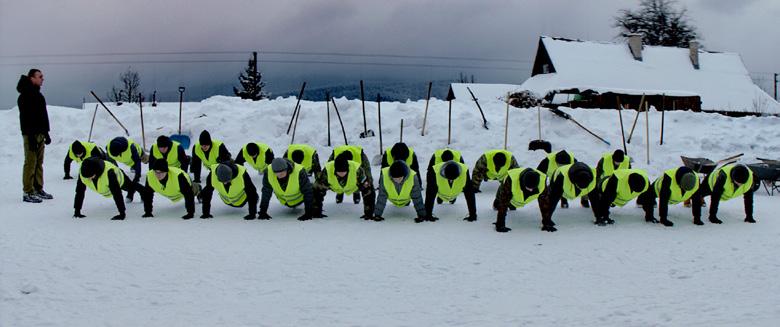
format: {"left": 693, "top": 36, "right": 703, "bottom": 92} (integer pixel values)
{"left": 689, "top": 40, "right": 700, "bottom": 70}
{"left": 627, "top": 34, "right": 643, "bottom": 61}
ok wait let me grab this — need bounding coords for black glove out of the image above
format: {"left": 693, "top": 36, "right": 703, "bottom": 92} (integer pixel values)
{"left": 64, "top": 175, "right": 73, "bottom": 180}
{"left": 360, "top": 214, "right": 372, "bottom": 220}
{"left": 745, "top": 216, "right": 756, "bottom": 223}
{"left": 474, "top": 188, "right": 482, "bottom": 193}
{"left": 645, "top": 217, "right": 659, "bottom": 223}
{"left": 44, "top": 133, "right": 51, "bottom": 145}
{"left": 495, "top": 225, "right": 512, "bottom": 233}
{"left": 182, "top": 213, "right": 194, "bottom": 219}
{"left": 298, "top": 213, "right": 312, "bottom": 221}
{"left": 28, "top": 137, "right": 38, "bottom": 151}
{"left": 373, "top": 215, "right": 384, "bottom": 221}
{"left": 426, "top": 215, "right": 439, "bottom": 222}
{"left": 541, "top": 224, "right": 557, "bottom": 232}
{"left": 693, "top": 217, "right": 704, "bottom": 225}
{"left": 111, "top": 213, "right": 126, "bottom": 220}
{"left": 414, "top": 217, "right": 425, "bottom": 223}
{"left": 200, "top": 213, "right": 213, "bottom": 219}
{"left": 312, "top": 212, "right": 328, "bottom": 218}
{"left": 659, "top": 219, "right": 674, "bottom": 227}
{"left": 243, "top": 213, "right": 256, "bottom": 220}
{"left": 708, "top": 216, "right": 723, "bottom": 224}
{"left": 142, "top": 212, "right": 154, "bottom": 218}
{"left": 258, "top": 212, "right": 272, "bottom": 220}
{"left": 73, "top": 210, "right": 86, "bottom": 218}
{"left": 463, "top": 215, "right": 477, "bottom": 222}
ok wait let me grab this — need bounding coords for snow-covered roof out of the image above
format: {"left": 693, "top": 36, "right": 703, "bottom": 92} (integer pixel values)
{"left": 520, "top": 36, "right": 780, "bottom": 114}
{"left": 449, "top": 83, "right": 522, "bottom": 104}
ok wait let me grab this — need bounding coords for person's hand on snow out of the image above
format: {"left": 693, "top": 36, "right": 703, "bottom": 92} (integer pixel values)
{"left": 181, "top": 213, "right": 194, "bottom": 219}
{"left": 43, "top": 133, "right": 51, "bottom": 145}
{"left": 708, "top": 215, "right": 722, "bottom": 224}
{"left": 373, "top": 215, "right": 384, "bottom": 222}
{"left": 297, "top": 213, "right": 312, "bottom": 221}
{"left": 495, "top": 225, "right": 512, "bottom": 233}
{"left": 426, "top": 215, "right": 439, "bottom": 222}
{"left": 243, "top": 213, "right": 256, "bottom": 220}
{"left": 73, "top": 210, "right": 86, "bottom": 218}
{"left": 200, "top": 213, "right": 213, "bottom": 219}
{"left": 63, "top": 174, "right": 73, "bottom": 180}
{"left": 142, "top": 212, "right": 154, "bottom": 218}
{"left": 111, "top": 213, "right": 126, "bottom": 220}
{"left": 541, "top": 224, "right": 557, "bottom": 232}
{"left": 258, "top": 212, "right": 272, "bottom": 220}
{"left": 744, "top": 216, "right": 756, "bottom": 223}
{"left": 414, "top": 216, "right": 426, "bottom": 223}
{"left": 463, "top": 214, "right": 477, "bottom": 222}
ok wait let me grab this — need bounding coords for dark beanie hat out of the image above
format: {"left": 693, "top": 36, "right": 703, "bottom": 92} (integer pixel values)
{"left": 151, "top": 159, "right": 169, "bottom": 172}
{"left": 245, "top": 143, "right": 259, "bottom": 157}
{"left": 80, "top": 157, "right": 104, "bottom": 178}
{"left": 492, "top": 152, "right": 507, "bottom": 168}
{"left": 442, "top": 161, "right": 461, "bottom": 180}
{"left": 440, "top": 150, "right": 454, "bottom": 162}
{"left": 570, "top": 162, "right": 593, "bottom": 189}
{"left": 391, "top": 142, "right": 409, "bottom": 160}
{"left": 730, "top": 164, "right": 750, "bottom": 184}
{"left": 334, "top": 156, "right": 349, "bottom": 173}
{"left": 555, "top": 150, "right": 573, "bottom": 165}
{"left": 199, "top": 130, "right": 212, "bottom": 146}
{"left": 389, "top": 161, "right": 408, "bottom": 178}
{"left": 337, "top": 151, "right": 354, "bottom": 161}
{"left": 271, "top": 158, "right": 289, "bottom": 173}
{"left": 675, "top": 167, "right": 697, "bottom": 191}
{"left": 109, "top": 137, "right": 128, "bottom": 157}
{"left": 291, "top": 149, "right": 305, "bottom": 164}
{"left": 613, "top": 149, "right": 625, "bottom": 163}
{"left": 215, "top": 163, "right": 233, "bottom": 183}
{"left": 628, "top": 173, "right": 647, "bottom": 192}
{"left": 521, "top": 170, "right": 541, "bottom": 189}
{"left": 157, "top": 135, "right": 172, "bottom": 148}
{"left": 71, "top": 140, "right": 86, "bottom": 156}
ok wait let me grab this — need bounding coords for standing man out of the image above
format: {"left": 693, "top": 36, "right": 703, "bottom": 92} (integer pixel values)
{"left": 17, "top": 69, "right": 52, "bottom": 203}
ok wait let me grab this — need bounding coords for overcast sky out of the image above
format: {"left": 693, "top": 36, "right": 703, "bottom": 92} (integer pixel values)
{"left": 1, "top": 0, "right": 778, "bottom": 108}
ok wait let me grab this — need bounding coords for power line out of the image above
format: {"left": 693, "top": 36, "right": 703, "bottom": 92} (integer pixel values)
{"left": 0, "top": 58, "right": 529, "bottom": 71}
{"left": 0, "top": 50, "right": 530, "bottom": 63}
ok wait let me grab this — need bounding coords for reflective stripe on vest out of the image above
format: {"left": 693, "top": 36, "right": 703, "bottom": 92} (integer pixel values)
{"left": 484, "top": 149, "right": 513, "bottom": 180}
{"left": 554, "top": 164, "right": 597, "bottom": 200}
{"left": 600, "top": 153, "right": 631, "bottom": 178}
{"left": 381, "top": 167, "right": 416, "bottom": 207}
{"left": 267, "top": 163, "right": 305, "bottom": 206}
{"left": 601, "top": 168, "right": 649, "bottom": 207}
{"left": 653, "top": 168, "right": 699, "bottom": 205}
{"left": 333, "top": 145, "right": 363, "bottom": 165}
{"left": 69, "top": 141, "right": 99, "bottom": 162}
{"left": 287, "top": 144, "right": 316, "bottom": 173}
{"left": 708, "top": 165, "right": 753, "bottom": 202}
{"left": 507, "top": 168, "right": 547, "bottom": 208}
{"left": 211, "top": 164, "right": 248, "bottom": 206}
{"left": 325, "top": 160, "right": 360, "bottom": 195}
{"left": 543, "top": 151, "right": 575, "bottom": 177}
{"left": 385, "top": 147, "right": 415, "bottom": 167}
{"left": 106, "top": 139, "right": 142, "bottom": 167}
{"left": 147, "top": 167, "right": 190, "bottom": 202}
{"left": 80, "top": 161, "right": 124, "bottom": 198}
{"left": 241, "top": 142, "right": 271, "bottom": 172}
{"left": 433, "top": 149, "right": 463, "bottom": 166}
{"left": 433, "top": 161, "right": 468, "bottom": 202}
{"left": 195, "top": 140, "right": 225, "bottom": 167}
{"left": 151, "top": 142, "right": 181, "bottom": 168}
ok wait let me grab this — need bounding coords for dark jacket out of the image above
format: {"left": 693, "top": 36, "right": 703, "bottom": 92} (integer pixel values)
{"left": 16, "top": 75, "right": 50, "bottom": 136}
{"left": 260, "top": 160, "right": 314, "bottom": 215}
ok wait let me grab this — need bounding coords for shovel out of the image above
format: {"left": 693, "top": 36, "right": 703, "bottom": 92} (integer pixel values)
{"left": 170, "top": 86, "right": 191, "bottom": 149}
{"left": 528, "top": 104, "right": 552, "bottom": 153}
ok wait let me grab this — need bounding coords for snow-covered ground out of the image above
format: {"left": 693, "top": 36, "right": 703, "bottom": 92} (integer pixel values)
{"left": 2, "top": 96, "right": 779, "bottom": 326}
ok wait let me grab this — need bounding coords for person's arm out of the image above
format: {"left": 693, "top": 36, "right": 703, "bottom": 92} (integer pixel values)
{"left": 264, "top": 149, "right": 274, "bottom": 165}
{"left": 200, "top": 172, "right": 214, "bottom": 217}
{"left": 410, "top": 154, "right": 421, "bottom": 177}
{"left": 595, "top": 158, "right": 605, "bottom": 181}
{"left": 243, "top": 173, "right": 258, "bottom": 216}
{"left": 178, "top": 146, "right": 190, "bottom": 172}
{"left": 191, "top": 146, "right": 202, "bottom": 182}
{"left": 744, "top": 185, "right": 754, "bottom": 221}
{"left": 259, "top": 174, "right": 273, "bottom": 215}
{"left": 709, "top": 172, "right": 727, "bottom": 220}
{"left": 311, "top": 153, "right": 322, "bottom": 176}
{"left": 536, "top": 158, "right": 549, "bottom": 176}
{"left": 130, "top": 146, "right": 142, "bottom": 177}
{"left": 543, "top": 176, "right": 564, "bottom": 226}
{"left": 64, "top": 154, "right": 73, "bottom": 178}
{"left": 658, "top": 175, "right": 672, "bottom": 221}
{"left": 361, "top": 152, "right": 373, "bottom": 182}
{"left": 463, "top": 170, "right": 477, "bottom": 219}
{"left": 599, "top": 177, "right": 618, "bottom": 218}
{"left": 142, "top": 180, "right": 154, "bottom": 215}
{"left": 313, "top": 167, "right": 330, "bottom": 191}
{"left": 470, "top": 156, "right": 487, "bottom": 191}
{"left": 509, "top": 156, "right": 520, "bottom": 169}
{"left": 107, "top": 170, "right": 126, "bottom": 216}
{"left": 424, "top": 168, "right": 438, "bottom": 218}
{"left": 300, "top": 169, "right": 314, "bottom": 216}
{"left": 381, "top": 152, "right": 389, "bottom": 168}
{"left": 179, "top": 174, "right": 195, "bottom": 216}
{"left": 234, "top": 148, "right": 246, "bottom": 165}
{"left": 494, "top": 179, "right": 513, "bottom": 231}
{"left": 74, "top": 178, "right": 87, "bottom": 215}
{"left": 411, "top": 177, "right": 426, "bottom": 218}
{"left": 373, "top": 175, "right": 388, "bottom": 217}
{"left": 218, "top": 144, "right": 231, "bottom": 162}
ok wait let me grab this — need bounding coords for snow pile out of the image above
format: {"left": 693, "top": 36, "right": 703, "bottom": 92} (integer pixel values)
{"left": 520, "top": 36, "right": 780, "bottom": 114}
{"left": 2, "top": 96, "right": 780, "bottom": 326}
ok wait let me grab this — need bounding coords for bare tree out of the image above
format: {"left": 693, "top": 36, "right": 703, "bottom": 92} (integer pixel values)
{"left": 120, "top": 67, "right": 141, "bottom": 103}
{"left": 614, "top": 0, "right": 699, "bottom": 47}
